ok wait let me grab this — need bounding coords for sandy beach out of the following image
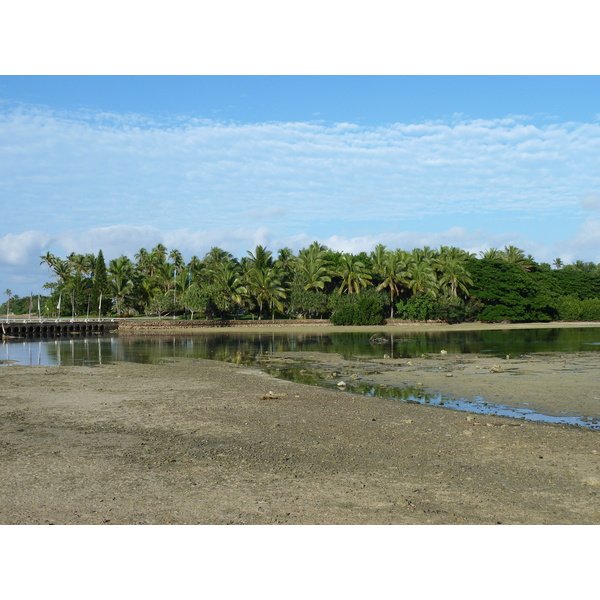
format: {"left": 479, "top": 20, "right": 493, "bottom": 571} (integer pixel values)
{"left": 1, "top": 321, "right": 599, "bottom": 525}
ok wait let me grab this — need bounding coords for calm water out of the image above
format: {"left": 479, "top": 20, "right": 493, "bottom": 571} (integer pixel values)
{"left": 3, "top": 328, "right": 600, "bottom": 430}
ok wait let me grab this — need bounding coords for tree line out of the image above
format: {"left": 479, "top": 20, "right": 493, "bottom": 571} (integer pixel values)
{"left": 3, "top": 243, "right": 600, "bottom": 324}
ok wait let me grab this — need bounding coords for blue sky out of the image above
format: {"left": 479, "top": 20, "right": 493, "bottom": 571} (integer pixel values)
{"left": 2, "top": 75, "right": 600, "bottom": 296}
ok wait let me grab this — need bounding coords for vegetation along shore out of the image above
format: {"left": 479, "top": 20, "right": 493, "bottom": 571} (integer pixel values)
{"left": 4, "top": 242, "right": 600, "bottom": 325}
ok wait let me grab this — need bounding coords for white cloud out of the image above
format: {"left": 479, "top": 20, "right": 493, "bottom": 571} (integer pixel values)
{"left": 0, "top": 230, "right": 53, "bottom": 266}
{"left": 2, "top": 107, "right": 600, "bottom": 235}
{"left": 3, "top": 105, "right": 600, "bottom": 293}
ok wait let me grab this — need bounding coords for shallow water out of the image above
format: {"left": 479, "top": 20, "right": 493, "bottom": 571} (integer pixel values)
{"left": 2, "top": 328, "right": 600, "bottom": 430}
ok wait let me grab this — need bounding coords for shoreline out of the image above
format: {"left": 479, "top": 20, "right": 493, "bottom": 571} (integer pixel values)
{"left": 116, "top": 319, "right": 600, "bottom": 335}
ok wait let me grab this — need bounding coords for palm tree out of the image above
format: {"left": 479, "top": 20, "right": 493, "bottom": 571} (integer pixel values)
{"left": 480, "top": 248, "right": 503, "bottom": 260}
{"left": 336, "top": 254, "right": 372, "bottom": 294}
{"left": 40, "top": 252, "right": 57, "bottom": 272}
{"left": 295, "top": 244, "right": 332, "bottom": 292}
{"left": 376, "top": 250, "right": 409, "bottom": 318}
{"left": 406, "top": 257, "right": 438, "bottom": 297}
{"left": 168, "top": 249, "right": 185, "bottom": 272}
{"left": 214, "top": 262, "right": 248, "bottom": 313}
{"left": 4, "top": 289, "right": 11, "bottom": 318}
{"left": 246, "top": 266, "right": 287, "bottom": 320}
{"left": 370, "top": 244, "right": 388, "bottom": 281}
{"left": 134, "top": 247, "right": 152, "bottom": 276}
{"left": 145, "top": 244, "right": 168, "bottom": 279}
{"left": 502, "top": 245, "right": 531, "bottom": 270}
{"left": 553, "top": 258, "right": 564, "bottom": 270}
{"left": 247, "top": 245, "right": 274, "bottom": 271}
{"left": 436, "top": 255, "right": 473, "bottom": 298}
{"left": 52, "top": 258, "right": 73, "bottom": 286}
{"left": 275, "top": 247, "right": 295, "bottom": 284}
{"left": 187, "top": 255, "right": 203, "bottom": 284}
{"left": 137, "top": 277, "right": 162, "bottom": 308}
{"left": 108, "top": 256, "right": 135, "bottom": 316}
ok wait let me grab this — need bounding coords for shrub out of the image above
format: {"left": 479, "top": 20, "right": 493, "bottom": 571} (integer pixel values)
{"left": 395, "top": 295, "right": 468, "bottom": 323}
{"left": 555, "top": 295, "right": 583, "bottom": 321}
{"left": 329, "top": 290, "right": 387, "bottom": 325}
{"left": 581, "top": 298, "right": 600, "bottom": 321}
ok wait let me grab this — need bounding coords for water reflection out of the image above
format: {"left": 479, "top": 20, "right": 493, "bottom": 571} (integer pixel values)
{"left": 3, "top": 328, "right": 600, "bottom": 367}
{"left": 2, "top": 328, "right": 600, "bottom": 430}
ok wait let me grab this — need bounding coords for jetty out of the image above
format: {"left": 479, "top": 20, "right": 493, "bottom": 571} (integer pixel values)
{"left": 1, "top": 319, "right": 118, "bottom": 339}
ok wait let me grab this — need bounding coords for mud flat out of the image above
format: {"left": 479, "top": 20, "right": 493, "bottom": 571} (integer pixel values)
{"left": 1, "top": 354, "right": 599, "bottom": 525}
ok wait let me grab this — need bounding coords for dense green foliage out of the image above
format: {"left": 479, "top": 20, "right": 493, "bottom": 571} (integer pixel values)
{"left": 329, "top": 289, "right": 388, "bottom": 325}
{"left": 16, "top": 243, "right": 600, "bottom": 324}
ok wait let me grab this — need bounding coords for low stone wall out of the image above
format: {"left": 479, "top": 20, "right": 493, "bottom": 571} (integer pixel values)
{"left": 117, "top": 319, "right": 332, "bottom": 331}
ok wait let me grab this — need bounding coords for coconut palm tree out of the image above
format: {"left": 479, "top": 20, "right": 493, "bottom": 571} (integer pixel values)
{"left": 436, "top": 255, "right": 473, "bottom": 298}
{"left": 406, "top": 256, "right": 438, "bottom": 297}
{"left": 4, "top": 289, "right": 11, "bottom": 318}
{"left": 246, "top": 266, "right": 286, "bottom": 320}
{"left": 480, "top": 248, "right": 503, "bottom": 260}
{"left": 168, "top": 249, "right": 185, "bottom": 272}
{"left": 214, "top": 262, "right": 248, "bottom": 313}
{"left": 134, "top": 247, "right": 152, "bottom": 276}
{"left": 295, "top": 244, "right": 332, "bottom": 292}
{"left": 376, "top": 250, "right": 409, "bottom": 318}
{"left": 336, "top": 254, "right": 372, "bottom": 294}
{"left": 370, "top": 244, "right": 388, "bottom": 282}
{"left": 108, "top": 256, "right": 135, "bottom": 316}
{"left": 247, "top": 245, "right": 274, "bottom": 271}
{"left": 40, "top": 252, "right": 57, "bottom": 272}
{"left": 502, "top": 245, "right": 530, "bottom": 270}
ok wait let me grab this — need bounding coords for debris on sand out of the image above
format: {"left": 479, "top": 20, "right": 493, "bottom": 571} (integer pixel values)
{"left": 261, "top": 391, "right": 285, "bottom": 400}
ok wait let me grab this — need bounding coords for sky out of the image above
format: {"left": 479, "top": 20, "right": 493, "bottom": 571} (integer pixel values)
{"left": 1, "top": 75, "right": 600, "bottom": 297}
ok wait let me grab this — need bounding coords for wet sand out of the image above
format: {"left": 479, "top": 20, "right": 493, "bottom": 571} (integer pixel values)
{"left": 1, "top": 335, "right": 599, "bottom": 524}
